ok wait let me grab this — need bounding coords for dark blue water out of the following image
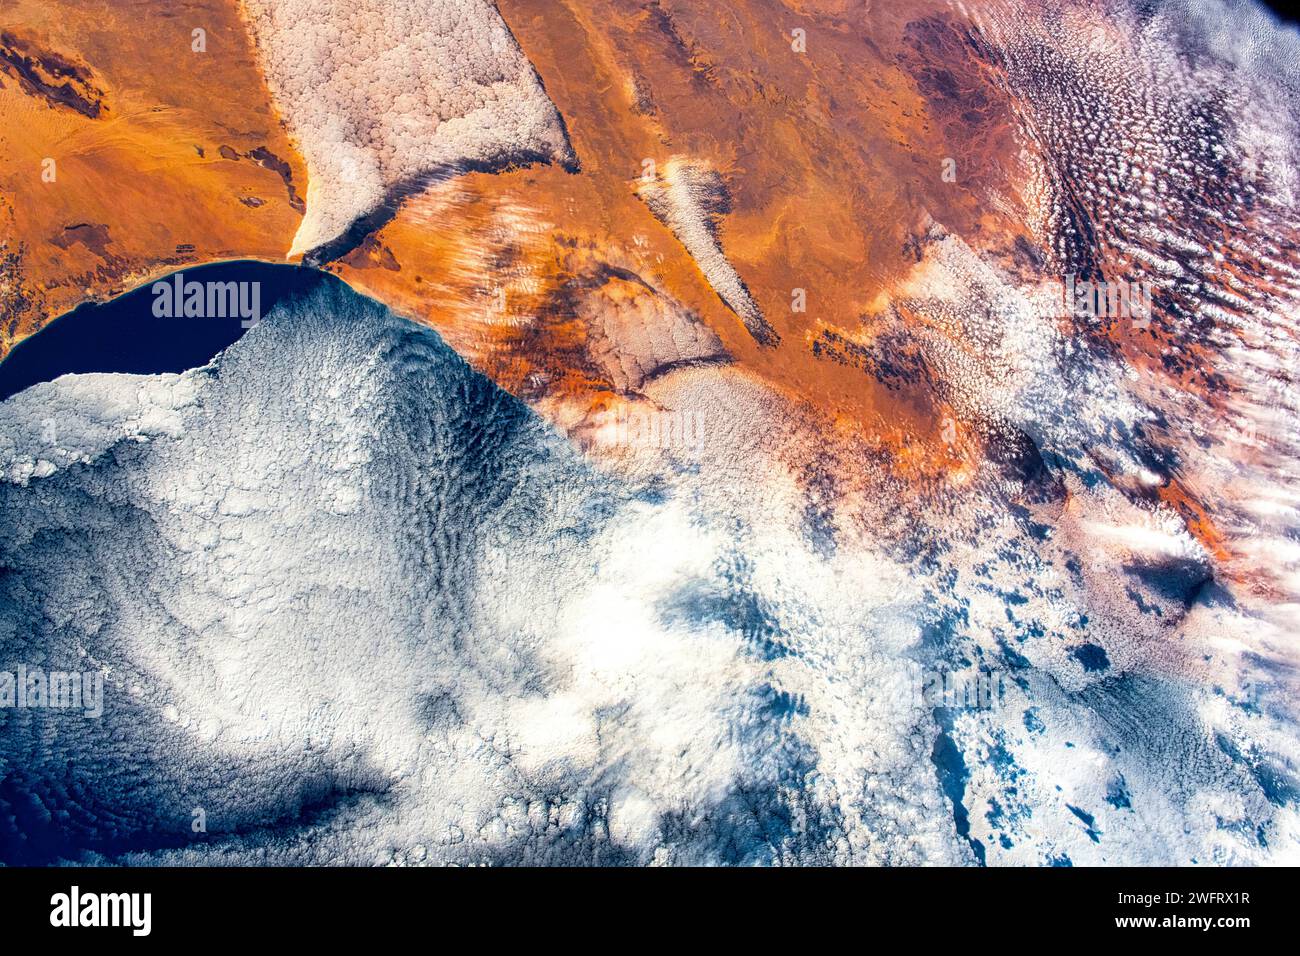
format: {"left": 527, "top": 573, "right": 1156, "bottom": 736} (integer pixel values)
{"left": 1263, "top": 1, "right": 1299, "bottom": 25}
{"left": 0, "top": 261, "right": 331, "bottom": 403}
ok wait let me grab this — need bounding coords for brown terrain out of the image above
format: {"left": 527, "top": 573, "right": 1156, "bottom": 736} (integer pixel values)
{"left": 3, "top": 0, "right": 1296, "bottom": 575}
{"left": 328, "top": 0, "right": 1032, "bottom": 462}
{"left": 0, "top": 0, "right": 304, "bottom": 353}
{"left": 1, "top": 0, "right": 1027, "bottom": 450}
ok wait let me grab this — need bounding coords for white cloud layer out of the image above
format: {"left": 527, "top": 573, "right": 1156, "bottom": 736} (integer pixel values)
{"left": 239, "top": 0, "right": 575, "bottom": 257}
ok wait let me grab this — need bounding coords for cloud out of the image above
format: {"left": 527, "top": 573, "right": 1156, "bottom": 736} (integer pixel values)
{"left": 240, "top": 0, "right": 576, "bottom": 258}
